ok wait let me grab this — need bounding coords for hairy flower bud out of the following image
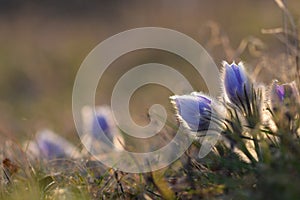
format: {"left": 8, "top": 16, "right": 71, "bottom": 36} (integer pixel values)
{"left": 270, "top": 80, "right": 300, "bottom": 119}
{"left": 170, "top": 92, "right": 212, "bottom": 132}
{"left": 223, "top": 61, "right": 252, "bottom": 106}
{"left": 81, "top": 105, "right": 124, "bottom": 153}
{"left": 35, "top": 129, "right": 79, "bottom": 159}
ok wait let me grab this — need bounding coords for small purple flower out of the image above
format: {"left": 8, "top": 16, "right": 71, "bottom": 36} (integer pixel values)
{"left": 92, "top": 113, "right": 114, "bottom": 142}
{"left": 223, "top": 61, "right": 251, "bottom": 106}
{"left": 82, "top": 106, "right": 114, "bottom": 144}
{"left": 270, "top": 80, "right": 300, "bottom": 117}
{"left": 170, "top": 92, "right": 212, "bottom": 132}
{"left": 81, "top": 105, "right": 124, "bottom": 152}
{"left": 35, "top": 129, "right": 79, "bottom": 159}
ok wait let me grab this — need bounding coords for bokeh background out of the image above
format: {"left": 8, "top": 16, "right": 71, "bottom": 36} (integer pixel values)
{"left": 0, "top": 0, "right": 299, "bottom": 146}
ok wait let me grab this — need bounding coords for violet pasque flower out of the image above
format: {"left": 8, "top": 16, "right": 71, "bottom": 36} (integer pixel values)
{"left": 170, "top": 92, "right": 212, "bottom": 132}
{"left": 223, "top": 61, "right": 252, "bottom": 106}
{"left": 92, "top": 111, "right": 114, "bottom": 142}
{"left": 81, "top": 105, "right": 124, "bottom": 152}
{"left": 31, "top": 129, "right": 80, "bottom": 160}
{"left": 270, "top": 80, "right": 300, "bottom": 119}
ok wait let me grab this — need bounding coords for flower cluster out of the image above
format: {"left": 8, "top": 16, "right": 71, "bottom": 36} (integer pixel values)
{"left": 171, "top": 61, "right": 255, "bottom": 133}
{"left": 23, "top": 61, "right": 300, "bottom": 166}
{"left": 171, "top": 61, "right": 300, "bottom": 163}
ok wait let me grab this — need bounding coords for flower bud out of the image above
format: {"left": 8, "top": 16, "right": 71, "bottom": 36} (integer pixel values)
{"left": 270, "top": 80, "right": 300, "bottom": 119}
{"left": 81, "top": 105, "right": 124, "bottom": 152}
{"left": 35, "top": 129, "right": 79, "bottom": 159}
{"left": 223, "top": 61, "right": 252, "bottom": 106}
{"left": 170, "top": 92, "right": 212, "bottom": 132}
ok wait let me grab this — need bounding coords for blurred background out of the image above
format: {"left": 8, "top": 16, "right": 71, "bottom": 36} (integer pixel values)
{"left": 0, "top": 0, "right": 299, "bottom": 147}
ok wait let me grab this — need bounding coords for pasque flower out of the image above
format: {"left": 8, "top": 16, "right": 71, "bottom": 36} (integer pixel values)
{"left": 81, "top": 105, "right": 124, "bottom": 153}
{"left": 270, "top": 80, "right": 300, "bottom": 119}
{"left": 27, "top": 129, "right": 80, "bottom": 160}
{"left": 92, "top": 110, "right": 114, "bottom": 142}
{"left": 170, "top": 92, "right": 212, "bottom": 132}
{"left": 223, "top": 61, "right": 252, "bottom": 106}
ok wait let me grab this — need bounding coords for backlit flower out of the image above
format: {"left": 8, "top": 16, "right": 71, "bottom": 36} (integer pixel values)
{"left": 170, "top": 92, "right": 212, "bottom": 132}
{"left": 27, "top": 129, "right": 80, "bottom": 160}
{"left": 223, "top": 61, "right": 252, "bottom": 106}
{"left": 81, "top": 105, "right": 124, "bottom": 153}
{"left": 270, "top": 80, "right": 300, "bottom": 119}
